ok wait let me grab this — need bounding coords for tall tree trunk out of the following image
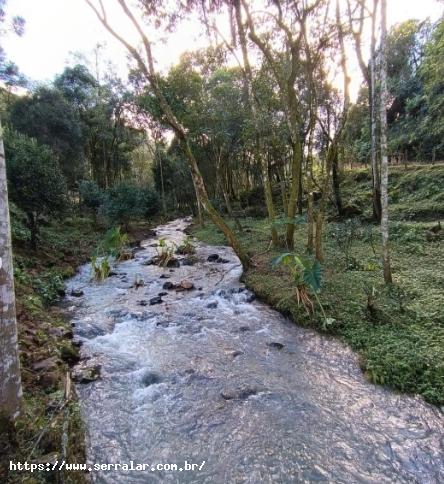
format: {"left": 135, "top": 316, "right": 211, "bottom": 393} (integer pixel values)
{"left": 370, "top": 0, "right": 382, "bottom": 222}
{"left": 0, "top": 118, "right": 23, "bottom": 421}
{"left": 158, "top": 152, "right": 167, "bottom": 216}
{"left": 379, "top": 0, "right": 392, "bottom": 283}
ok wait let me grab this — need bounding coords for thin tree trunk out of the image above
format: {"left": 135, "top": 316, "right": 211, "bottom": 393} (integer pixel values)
{"left": 370, "top": 0, "right": 382, "bottom": 222}
{"left": 159, "top": 152, "right": 167, "bottom": 215}
{"left": 0, "top": 118, "right": 23, "bottom": 421}
{"left": 379, "top": 0, "right": 392, "bottom": 284}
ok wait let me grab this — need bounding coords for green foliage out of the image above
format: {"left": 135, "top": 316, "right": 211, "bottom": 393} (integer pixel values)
{"left": 155, "top": 238, "right": 176, "bottom": 267}
{"left": 330, "top": 218, "right": 366, "bottom": 269}
{"left": 91, "top": 256, "right": 111, "bottom": 281}
{"left": 4, "top": 130, "right": 68, "bottom": 248}
{"left": 176, "top": 236, "right": 196, "bottom": 255}
{"left": 94, "top": 226, "right": 129, "bottom": 259}
{"left": 90, "top": 227, "right": 129, "bottom": 280}
{"left": 272, "top": 253, "right": 326, "bottom": 320}
{"left": 9, "top": 86, "right": 85, "bottom": 186}
{"left": 102, "top": 182, "right": 159, "bottom": 229}
{"left": 79, "top": 180, "right": 105, "bottom": 216}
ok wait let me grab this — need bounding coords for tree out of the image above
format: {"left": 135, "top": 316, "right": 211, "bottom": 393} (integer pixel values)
{"left": 4, "top": 131, "right": 68, "bottom": 249}
{"left": 102, "top": 182, "right": 159, "bottom": 231}
{"left": 0, "top": 0, "right": 23, "bottom": 422}
{"left": 85, "top": 0, "right": 250, "bottom": 269}
{"left": 379, "top": 0, "right": 392, "bottom": 283}
{"left": 9, "top": 87, "right": 85, "bottom": 187}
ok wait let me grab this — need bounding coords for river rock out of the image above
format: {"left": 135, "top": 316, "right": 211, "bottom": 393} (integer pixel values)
{"left": 206, "top": 301, "right": 218, "bottom": 309}
{"left": 221, "top": 387, "right": 258, "bottom": 400}
{"left": 179, "top": 280, "right": 195, "bottom": 291}
{"left": 158, "top": 291, "right": 168, "bottom": 297}
{"left": 70, "top": 288, "right": 84, "bottom": 297}
{"left": 162, "top": 281, "right": 175, "bottom": 290}
{"left": 166, "top": 258, "right": 180, "bottom": 268}
{"left": 137, "top": 300, "right": 148, "bottom": 306}
{"left": 267, "top": 342, "right": 284, "bottom": 350}
{"left": 159, "top": 274, "right": 170, "bottom": 279}
{"left": 73, "top": 365, "right": 101, "bottom": 384}
{"left": 150, "top": 296, "right": 163, "bottom": 305}
{"left": 141, "top": 372, "right": 162, "bottom": 387}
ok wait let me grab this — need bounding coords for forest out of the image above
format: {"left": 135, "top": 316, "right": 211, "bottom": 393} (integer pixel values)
{"left": 0, "top": 0, "right": 443, "bottom": 482}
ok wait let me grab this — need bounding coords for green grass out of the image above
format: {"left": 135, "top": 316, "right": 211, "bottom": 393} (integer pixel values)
{"left": 192, "top": 215, "right": 444, "bottom": 406}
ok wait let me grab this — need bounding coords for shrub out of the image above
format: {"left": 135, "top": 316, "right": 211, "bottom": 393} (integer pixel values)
{"left": 79, "top": 180, "right": 105, "bottom": 219}
{"left": 5, "top": 130, "right": 68, "bottom": 249}
{"left": 102, "top": 182, "right": 159, "bottom": 230}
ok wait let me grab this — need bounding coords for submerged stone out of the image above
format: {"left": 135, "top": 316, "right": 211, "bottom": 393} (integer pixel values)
{"left": 149, "top": 296, "right": 163, "bottom": 305}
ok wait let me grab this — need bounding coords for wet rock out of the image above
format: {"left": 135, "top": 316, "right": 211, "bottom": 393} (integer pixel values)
{"left": 32, "top": 357, "right": 59, "bottom": 372}
{"left": 150, "top": 296, "right": 163, "bottom": 305}
{"left": 72, "top": 340, "right": 83, "bottom": 348}
{"left": 239, "top": 326, "right": 251, "bottom": 333}
{"left": 198, "top": 287, "right": 202, "bottom": 291}
{"left": 141, "top": 258, "right": 154, "bottom": 266}
{"left": 70, "top": 288, "right": 84, "bottom": 297}
{"left": 60, "top": 344, "right": 81, "bottom": 365}
{"left": 162, "top": 281, "right": 175, "bottom": 290}
{"left": 57, "top": 288, "right": 66, "bottom": 297}
{"left": 158, "top": 291, "right": 168, "bottom": 297}
{"left": 166, "top": 258, "right": 180, "bottom": 268}
{"left": 156, "top": 320, "right": 170, "bottom": 328}
{"left": 178, "top": 280, "right": 195, "bottom": 291}
{"left": 159, "top": 274, "right": 170, "bottom": 279}
{"left": 181, "top": 257, "right": 196, "bottom": 266}
{"left": 221, "top": 387, "right": 258, "bottom": 400}
{"left": 228, "top": 350, "right": 243, "bottom": 359}
{"left": 72, "top": 365, "right": 101, "bottom": 384}
{"left": 207, "top": 254, "right": 220, "bottom": 262}
{"left": 207, "top": 301, "right": 218, "bottom": 309}
{"left": 141, "top": 372, "right": 162, "bottom": 387}
{"left": 120, "top": 277, "right": 129, "bottom": 283}
{"left": 107, "top": 308, "right": 128, "bottom": 318}
{"left": 267, "top": 342, "right": 284, "bottom": 350}
{"left": 109, "top": 271, "right": 118, "bottom": 277}
{"left": 137, "top": 300, "right": 148, "bottom": 306}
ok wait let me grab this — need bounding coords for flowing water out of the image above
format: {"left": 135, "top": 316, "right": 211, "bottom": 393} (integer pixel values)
{"left": 64, "top": 218, "right": 443, "bottom": 483}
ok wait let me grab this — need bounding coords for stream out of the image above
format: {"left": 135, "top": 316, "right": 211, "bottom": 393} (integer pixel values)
{"left": 64, "top": 218, "right": 444, "bottom": 483}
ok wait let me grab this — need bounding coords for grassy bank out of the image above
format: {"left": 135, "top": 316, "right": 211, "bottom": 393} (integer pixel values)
{"left": 2, "top": 210, "right": 159, "bottom": 483}
{"left": 192, "top": 166, "right": 444, "bottom": 407}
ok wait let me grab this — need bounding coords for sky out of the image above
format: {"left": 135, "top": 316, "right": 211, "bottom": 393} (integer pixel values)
{"left": 2, "top": 0, "right": 443, "bottom": 92}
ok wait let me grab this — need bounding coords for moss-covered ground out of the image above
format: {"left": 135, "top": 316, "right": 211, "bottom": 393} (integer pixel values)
{"left": 192, "top": 165, "right": 444, "bottom": 407}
